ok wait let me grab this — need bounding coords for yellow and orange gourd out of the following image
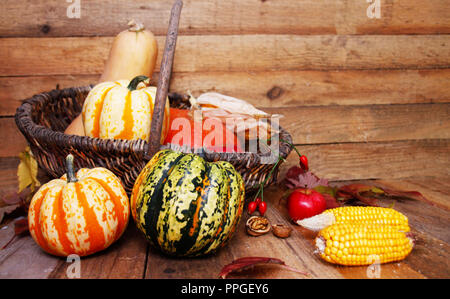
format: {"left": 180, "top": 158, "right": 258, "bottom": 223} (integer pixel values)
{"left": 28, "top": 155, "right": 130, "bottom": 257}
{"left": 81, "top": 75, "right": 170, "bottom": 143}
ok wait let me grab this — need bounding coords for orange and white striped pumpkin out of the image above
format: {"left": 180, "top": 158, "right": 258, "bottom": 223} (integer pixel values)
{"left": 81, "top": 75, "right": 170, "bottom": 143}
{"left": 28, "top": 155, "right": 130, "bottom": 257}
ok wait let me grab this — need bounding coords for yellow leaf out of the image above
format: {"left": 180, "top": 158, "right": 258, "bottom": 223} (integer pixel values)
{"left": 17, "top": 147, "right": 40, "bottom": 193}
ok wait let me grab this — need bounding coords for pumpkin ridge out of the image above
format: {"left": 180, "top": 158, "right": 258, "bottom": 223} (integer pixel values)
{"left": 115, "top": 90, "right": 134, "bottom": 140}
{"left": 201, "top": 163, "right": 231, "bottom": 255}
{"left": 135, "top": 150, "right": 173, "bottom": 222}
{"left": 186, "top": 162, "right": 225, "bottom": 256}
{"left": 141, "top": 152, "right": 185, "bottom": 247}
{"left": 91, "top": 85, "right": 115, "bottom": 138}
{"left": 217, "top": 164, "right": 245, "bottom": 247}
{"left": 203, "top": 162, "right": 244, "bottom": 255}
{"left": 155, "top": 154, "right": 199, "bottom": 254}
{"left": 142, "top": 90, "right": 154, "bottom": 117}
{"left": 88, "top": 176, "right": 128, "bottom": 242}
{"left": 130, "top": 150, "right": 168, "bottom": 222}
{"left": 168, "top": 155, "right": 208, "bottom": 256}
{"left": 75, "top": 182, "right": 106, "bottom": 255}
{"left": 55, "top": 187, "right": 74, "bottom": 255}
{"left": 29, "top": 185, "right": 58, "bottom": 255}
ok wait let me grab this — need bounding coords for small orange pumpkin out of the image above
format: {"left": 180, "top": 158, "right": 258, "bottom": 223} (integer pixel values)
{"left": 28, "top": 155, "right": 130, "bottom": 257}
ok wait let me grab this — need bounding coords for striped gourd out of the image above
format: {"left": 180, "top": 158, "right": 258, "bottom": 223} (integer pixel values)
{"left": 28, "top": 155, "right": 130, "bottom": 257}
{"left": 82, "top": 75, "right": 170, "bottom": 143}
{"left": 131, "top": 150, "right": 245, "bottom": 257}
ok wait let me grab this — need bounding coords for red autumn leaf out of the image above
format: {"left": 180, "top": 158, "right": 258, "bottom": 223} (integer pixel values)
{"left": 337, "top": 184, "right": 383, "bottom": 206}
{"left": 321, "top": 192, "right": 342, "bottom": 209}
{"left": 381, "top": 188, "right": 436, "bottom": 207}
{"left": 285, "top": 168, "right": 329, "bottom": 190}
{"left": 284, "top": 165, "right": 306, "bottom": 182}
{"left": 0, "top": 189, "right": 30, "bottom": 208}
{"left": 13, "top": 217, "right": 29, "bottom": 236}
{"left": 335, "top": 184, "right": 433, "bottom": 208}
{"left": 218, "top": 256, "right": 309, "bottom": 279}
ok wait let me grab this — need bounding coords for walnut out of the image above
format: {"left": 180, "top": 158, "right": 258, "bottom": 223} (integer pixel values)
{"left": 246, "top": 216, "right": 271, "bottom": 236}
{"left": 272, "top": 224, "right": 293, "bottom": 238}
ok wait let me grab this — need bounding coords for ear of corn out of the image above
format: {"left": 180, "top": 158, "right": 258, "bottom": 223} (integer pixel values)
{"left": 315, "top": 223, "right": 414, "bottom": 266}
{"left": 298, "top": 206, "right": 410, "bottom": 232}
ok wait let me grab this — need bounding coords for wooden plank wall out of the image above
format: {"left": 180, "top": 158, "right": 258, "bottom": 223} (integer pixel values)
{"left": 0, "top": 0, "right": 449, "bottom": 181}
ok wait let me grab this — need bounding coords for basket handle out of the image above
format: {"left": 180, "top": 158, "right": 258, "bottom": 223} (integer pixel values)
{"left": 147, "top": 0, "right": 183, "bottom": 158}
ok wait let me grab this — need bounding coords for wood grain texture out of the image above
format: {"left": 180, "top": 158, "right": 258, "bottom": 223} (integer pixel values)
{"left": 0, "top": 118, "right": 27, "bottom": 157}
{"left": 170, "top": 69, "right": 450, "bottom": 108}
{"left": 1, "top": 35, "right": 449, "bottom": 76}
{"left": 0, "top": 154, "right": 448, "bottom": 278}
{"left": 145, "top": 205, "right": 343, "bottom": 279}
{"left": 1, "top": 0, "right": 449, "bottom": 37}
{"left": 273, "top": 103, "right": 450, "bottom": 144}
{"left": 3, "top": 69, "right": 450, "bottom": 116}
{"left": 0, "top": 157, "right": 19, "bottom": 196}
{"left": 0, "top": 223, "right": 60, "bottom": 278}
{"left": 47, "top": 225, "right": 148, "bottom": 279}
{"left": 376, "top": 177, "right": 450, "bottom": 210}
{"left": 279, "top": 139, "right": 450, "bottom": 181}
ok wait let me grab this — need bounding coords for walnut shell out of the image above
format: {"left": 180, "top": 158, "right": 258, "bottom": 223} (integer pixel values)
{"left": 246, "top": 216, "right": 271, "bottom": 236}
{"left": 272, "top": 224, "right": 293, "bottom": 238}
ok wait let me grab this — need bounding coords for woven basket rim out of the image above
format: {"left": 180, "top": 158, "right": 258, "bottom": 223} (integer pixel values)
{"left": 15, "top": 85, "right": 293, "bottom": 167}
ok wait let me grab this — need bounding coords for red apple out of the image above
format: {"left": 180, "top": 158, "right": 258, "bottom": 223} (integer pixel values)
{"left": 287, "top": 188, "right": 326, "bottom": 222}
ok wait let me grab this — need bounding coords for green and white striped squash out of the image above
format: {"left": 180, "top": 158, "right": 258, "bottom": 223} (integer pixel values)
{"left": 131, "top": 149, "right": 245, "bottom": 257}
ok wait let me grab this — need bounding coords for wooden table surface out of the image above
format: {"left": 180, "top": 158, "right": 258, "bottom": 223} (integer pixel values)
{"left": 0, "top": 0, "right": 449, "bottom": 280}
{"left": 1, "top": 159, "right": 449, "bottom": 279}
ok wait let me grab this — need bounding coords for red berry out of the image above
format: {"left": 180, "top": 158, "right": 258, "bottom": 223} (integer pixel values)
{"left": 299, "top": 155, "right": 309, "bottom": 171}
{"left": 255, "top": 197, "right": 262, "bottom": 205}
{"left": 258, "top": 201, "right": 267, "bottom": 216}
{"left": 247, "top": 201, "right": 257, "bottom": 214}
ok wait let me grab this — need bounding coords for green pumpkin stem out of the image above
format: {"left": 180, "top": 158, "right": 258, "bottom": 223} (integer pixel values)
{"left": 127, "top": 75, "right": 150, "bottom": 91}
{"left": 66, "top": 154, "right": 78, "bottom": 183}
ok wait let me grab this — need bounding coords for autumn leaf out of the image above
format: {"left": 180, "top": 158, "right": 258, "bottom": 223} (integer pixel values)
{"left": 322, "top": 184, "right": 432, "bottom": 208}
{"left": 285, "top": 167, "right": 329, "bottom": 189}
{"left": 0, "top": 189, "right": 30, "bottom": 224}
{"left": 1, "top": 217, "right": 29, "bottom": 250}
{"left": 218, "top": 257, "right": 309, "bottom": 279}
{"left": 17, "top": 147, "right": 40, "bottom": 193}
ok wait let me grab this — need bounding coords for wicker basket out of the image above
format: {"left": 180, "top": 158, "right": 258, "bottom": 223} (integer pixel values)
{"left": 14, "top": 86, "right": 293, "bottom": 195}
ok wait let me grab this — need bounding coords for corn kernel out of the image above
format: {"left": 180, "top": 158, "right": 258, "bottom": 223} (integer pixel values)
{"left": 315, "top": 223, "right": 414, "bottom": 266}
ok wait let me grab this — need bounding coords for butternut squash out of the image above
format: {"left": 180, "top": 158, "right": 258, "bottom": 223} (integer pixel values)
{"left": 99, "top": 20, "right": 158, "bottom": 82}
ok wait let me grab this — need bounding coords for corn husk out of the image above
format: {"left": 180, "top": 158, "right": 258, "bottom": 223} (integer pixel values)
{"left": 189, "top": 92, "right": 283, "bottom": 141}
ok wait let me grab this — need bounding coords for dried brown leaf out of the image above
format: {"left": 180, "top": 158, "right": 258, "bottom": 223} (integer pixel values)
{"left": 1, "top": 217, "right": 29, "bottom": 250}
{"left": 218, "top": 256, "right": 309, "bottom": 279}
